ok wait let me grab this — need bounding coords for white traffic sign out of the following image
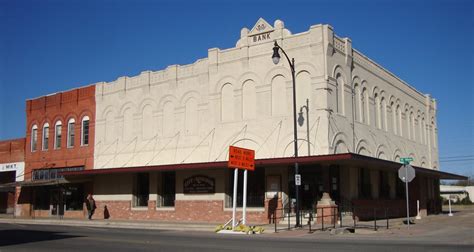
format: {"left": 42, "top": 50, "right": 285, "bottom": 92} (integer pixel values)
{"left": 295, "top": 174, "right": 301, "bottom": 186}
{"left": 398, "top": 165, "right": 415, "bottom": 183}
{"left": 398, "top": 163, "right": 416, "bottom": 229}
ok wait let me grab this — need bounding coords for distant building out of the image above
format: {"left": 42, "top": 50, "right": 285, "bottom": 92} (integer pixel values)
{"left": 0, "top": 138, "right": 25, "bottom": 214}
{"left": 440, "top": 185, "right": 473, "bottom": 203}
{"left": 0, "top": 18, "right": 465, "bottom": 223}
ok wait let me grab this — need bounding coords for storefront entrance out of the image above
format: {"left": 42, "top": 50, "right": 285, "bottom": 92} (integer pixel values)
{"left": 288, "top": 165, "right": 340, "bottom": 211}
{"left": 300, "top": 170, "right": 323, "bottom": 210}
{"left": 50, "top": 188, "right": 64, "bottom": 217}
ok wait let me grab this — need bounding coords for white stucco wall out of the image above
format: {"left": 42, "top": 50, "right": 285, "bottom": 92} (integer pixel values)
{"left": 93, "top": 18, "right": 438, "bottom": 170}
{"left": 0, "top": 162, "right": 25, "bottom": 181}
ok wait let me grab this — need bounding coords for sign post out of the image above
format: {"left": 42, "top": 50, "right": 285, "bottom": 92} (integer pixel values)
{"left": 232, "top": 168, "right": 238, "bottom": 230}
{"left": 228, "top": 146, "right": 255, "bottom": 230}
{"left": 399, "top": 157, "right": 415, "bottom": 228}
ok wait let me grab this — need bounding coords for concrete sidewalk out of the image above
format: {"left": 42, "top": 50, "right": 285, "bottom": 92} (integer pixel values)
{"left": 0, "top": 215, "right": 219, "bottom": 232}
{"left": 266, "top": 205, "right": 474, "bottom": 245}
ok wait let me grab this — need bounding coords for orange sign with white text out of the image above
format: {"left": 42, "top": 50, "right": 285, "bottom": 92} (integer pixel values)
{"left": 228, "top": 146, "right": 255, "bottom": 171}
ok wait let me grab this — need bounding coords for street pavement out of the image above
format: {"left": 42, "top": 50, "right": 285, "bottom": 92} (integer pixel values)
{"left": 0, "top": 205, "right": 472, "bottom": 251}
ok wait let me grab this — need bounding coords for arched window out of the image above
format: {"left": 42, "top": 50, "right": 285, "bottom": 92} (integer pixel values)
{"left": 81, "top": 116, "right": 90, "bottom": 146}
{"left": 271, "top": 75, "right": 286, "bottom": 116}
{"left": 42, "top": 123, "right": 49, "bottom": 151}
{"left": 397, "top": 105, "right": 402, "bottom": 136}
{"left": 123, "top": 108, "right": 133, "bottom": 142}
{"left": 422, "top": 117, "right": 426, "bottom": 145}
{"left": 185, "top": 98, "right": 198, "bottom": 135}
{"left": 296, "top": 71, "right": 311, "bottom": 114}
{"left": 374, "top": 93, "right": 381, "bottom": 129}
{"left": 381, "top": 97, "right": 387, "bottom": 131}
{"left": 105, "top": 111, "right": 115, "bottom": 144}
{"left": 417, "top": 115, "right": 421, "bottom": 143}
{"left": 54, "top": 121, "right": 62, "bottom": 149}
{"left": 67, "top": 118, "right": 75, "bottom": 148}
{"left": 361, "top": 87, "right": 368, "bottom": 124}
{"left": 336, "top": 73, "right": 344, "bottom": 114}
{"left": 221, "top": 83, "right": 234, "bottom": 122}
{"left": 163, "top": 102, "right": 175, "bottom": 137}
{"left": 391, "top": 102, "right": 397, "bottom": 135}
{"left": 242, "top": 80, "right": 256, "bottom": 120}
{"left": 406, "top": 109, "right": 411, "bottom": 140}
{"left": 31, "top": 124, "right": 38, "bottom": 152}
{"left": 431, "top": 118, "right": 437, "bottom": 148}
{"left": 142, "top": 105, "right": 154, "bottom": 140}
{"left": 354, "top": 84, "right": 360, "bottom": 122}
{"left": 410, "top": 112, "right": 415, "bottom": 141}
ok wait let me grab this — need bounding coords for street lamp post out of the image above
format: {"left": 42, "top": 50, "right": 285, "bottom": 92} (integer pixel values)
{"left": 298, "top": 98, "right": 310, "bottom": 156}
{"left": 272, "top": 40, "right": 301, "bottom": 227}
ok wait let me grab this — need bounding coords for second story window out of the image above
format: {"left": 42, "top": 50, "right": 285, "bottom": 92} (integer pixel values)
{"left": 42, "top": 123, "right": 49, "bottom": 151}
{"left": 31, "top": 125, "right": 38, "bottom": 152}
{"left": 55, "top": 121, "right": 62, "bottom": 149}
{"left": 81, "top": 116, "right": 90, "bottom": 146}
{"left": 67, "top": 118, "right": 75, "bottom": 148}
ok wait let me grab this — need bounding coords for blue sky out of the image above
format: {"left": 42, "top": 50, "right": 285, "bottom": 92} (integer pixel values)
{"left": 1, "top": 0, "right": 473, "bottom": 176}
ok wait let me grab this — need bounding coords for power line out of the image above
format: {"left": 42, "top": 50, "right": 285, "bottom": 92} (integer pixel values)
{"left": 440, "top": 154, "right": 474, "bottom": 160}
{"left": 439, "top": 158, "right": 474, "bottom": 163}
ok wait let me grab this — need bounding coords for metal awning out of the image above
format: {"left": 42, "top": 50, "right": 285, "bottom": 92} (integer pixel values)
{"left": 60, "top": 153, "right": 467, "bottom": 180}
{"left": 0, "top": 178, "right": 90, "bottom": 189}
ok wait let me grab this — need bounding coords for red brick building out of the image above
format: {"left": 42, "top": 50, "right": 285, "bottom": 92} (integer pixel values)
{"left": 0, "top": 138, "right": 25, "bottom": 214}
{"left": 17, "top": 85, "right": 95, "bottom": 218}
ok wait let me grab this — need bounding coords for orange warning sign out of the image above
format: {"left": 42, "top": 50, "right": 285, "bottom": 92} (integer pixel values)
{"left": 228, "top": 146, "right": 255, "bottom": 171}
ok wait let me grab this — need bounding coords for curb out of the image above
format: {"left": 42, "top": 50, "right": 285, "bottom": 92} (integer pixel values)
{"left": 0, "top": 218, "right": 216, "bottom": 232}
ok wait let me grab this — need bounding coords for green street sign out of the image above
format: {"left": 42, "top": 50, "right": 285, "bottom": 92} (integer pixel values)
{"left": 400, "top": 157, "right": 414, "bottom": 164}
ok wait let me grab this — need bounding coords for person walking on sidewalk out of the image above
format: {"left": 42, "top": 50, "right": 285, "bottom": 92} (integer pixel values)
{"left": 86, "top": 194, "right": 97, "bottom": 220}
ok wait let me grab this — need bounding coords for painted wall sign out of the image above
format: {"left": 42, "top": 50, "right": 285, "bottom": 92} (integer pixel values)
{"left": 249, "top": 32, "right": 272, "bottom": 43}
{"left": 0, "top": 162, "right": 25, "bottom": 181}
{"left": 183, "top": 175, "right": 215, "bottom": 194}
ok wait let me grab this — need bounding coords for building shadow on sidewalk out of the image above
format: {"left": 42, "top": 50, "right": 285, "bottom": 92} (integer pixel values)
{"left": 0, "top": 229, "right": 82, "bottom": 247}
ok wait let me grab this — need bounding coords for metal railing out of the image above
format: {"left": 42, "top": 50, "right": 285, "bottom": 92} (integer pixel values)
{"left": 272, "top": 204, "right": 400, "bottom": 233}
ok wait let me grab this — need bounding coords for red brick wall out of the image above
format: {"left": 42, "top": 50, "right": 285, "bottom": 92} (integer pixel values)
{"left": 0, "top": 138, "right": 25, "bottom": 163}
{"left": 24, "top": 85, "right": 96, "bottom": 180}
{"left": 88, "top": 199, "right": 280, "bottom": 224}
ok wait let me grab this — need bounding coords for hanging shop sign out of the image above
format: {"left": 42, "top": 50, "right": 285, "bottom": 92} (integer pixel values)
{"left": 183, "top": 175, "right": 215, "bottom": 194}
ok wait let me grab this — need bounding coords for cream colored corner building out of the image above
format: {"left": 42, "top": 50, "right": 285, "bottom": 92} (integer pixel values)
{"left": 80, "top": 18, "right": 449, "bottom": 222}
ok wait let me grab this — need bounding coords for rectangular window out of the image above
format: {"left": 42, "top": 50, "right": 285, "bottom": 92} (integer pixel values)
{"left": 64, "top": 184, "right": 84, "bottom": 211}
{"left": 358, "top": 168, "right": 371, "bottom": 199}
{"left": 159, "top": 172, "right": 175, "bottom": 207}
{"left": 379, "top": 171, "right": 390, "bottom": 199}
{"left": 67, "top": 122, "right": 75, "bottom": 148}
{"left": 33, "top": 187, "right": 50, "bottom": 210}
{"left": 133, "top": 173, "right": 149, "bottom": 207}
{"left": 226, "top": 168, "right": 265, "bottom": 208}
{"left": 32, "top": 167, "right": 84, "bottom": 181}
{"left": 81, "top": 120, "right": 89, "bottom": 146}
{"left": 55, "top": 124, "right": 62, "bottom": 149}
{"left": 42, "top": 126, "right": 49, "bottom": 150}
{"left": 32, "top": 128, "right": 38, "bottom": 151}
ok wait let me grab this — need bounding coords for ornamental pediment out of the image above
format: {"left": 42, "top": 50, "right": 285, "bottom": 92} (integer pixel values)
{"left": 248, "top": 18, "right": 274, "bottom": 36}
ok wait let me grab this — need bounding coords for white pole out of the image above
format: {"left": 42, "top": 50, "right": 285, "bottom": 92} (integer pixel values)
{"left": 232, "top": 168, "right": 239, "bottom": 230}
{"left": 405, "top": 165, "right": 410, "bottom": 228}
{"left": 243, "top": 169, "right": 248, "bottom": 225}
{"left": 416, "top": 200, "right": 421, "bottom": 220}
{"left": 448, "top": 195, "right": 453, "bottom": 216}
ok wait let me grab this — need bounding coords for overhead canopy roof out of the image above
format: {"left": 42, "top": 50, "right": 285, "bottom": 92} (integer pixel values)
{"left": 0, "top": 178, "right": 91, "bottom": 190}
{"left": 60, "top": 153, "right": 466, "bottom": 180}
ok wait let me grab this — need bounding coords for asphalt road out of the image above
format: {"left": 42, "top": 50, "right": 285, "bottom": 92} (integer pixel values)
{"left": 0, "top": 223, "right": 472, "bottom": 252}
